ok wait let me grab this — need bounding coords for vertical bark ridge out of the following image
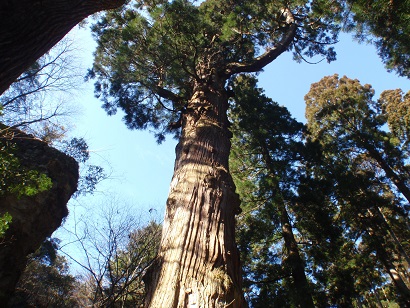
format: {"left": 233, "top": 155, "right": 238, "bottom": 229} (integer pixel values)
{"left": 145, "top": 79, "right": 245, "bottom": 307}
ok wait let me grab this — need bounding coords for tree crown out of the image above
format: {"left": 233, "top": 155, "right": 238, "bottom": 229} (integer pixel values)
{"left": 89, "top": 0, "right": 343, "bottom": 141}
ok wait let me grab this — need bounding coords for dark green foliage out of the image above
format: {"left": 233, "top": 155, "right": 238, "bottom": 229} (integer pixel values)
{"left": 305, "top": 74, "right": 410, "bottom": 206}
{"left": 345, "top": 0, "right": 410, "bottom": 78}
{"left": 378, "top": 89, "right": 410, "bottom": 150}
{"left": 230, "top": 75, "right": 315, "bottom": 307}
{"left": 304, "top": 74, "right": 410, "bottom": 305}
{"left": 89, "top": 0, "right": 344, "bottom": 142}
{"left": 84, "top": 0, "right": 410, "bottom": 305}
{"left": 0, "top": 212, "right": 12, "bottom": 238}
{"left": 230, "top": 74, "right": 409, "bottom": 306}
{"left": 8, "top": 238, "right": 78, "bottom": 307}
{"left": 0, "top": 141, "right": 52, "bottom": 199}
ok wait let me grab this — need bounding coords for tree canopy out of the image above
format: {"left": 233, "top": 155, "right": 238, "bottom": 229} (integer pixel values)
{"left": 86, "top": 1, "right": 410, "bottom": 306}
{"left": 230, "top": 74, "right": 409, "bottom": 306}
{"left": 345, "top": 0, "right": 410, "bottom": 78}
{"left": 89, "top": 0, "right": 342, "bottom": 141}
{"left": 1, "top": 0, "right": 409, "bottom": 306}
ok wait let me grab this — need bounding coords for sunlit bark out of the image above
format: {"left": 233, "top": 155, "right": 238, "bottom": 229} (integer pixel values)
{"left": 144, "top": 76, "right": 245, "bottom": 307}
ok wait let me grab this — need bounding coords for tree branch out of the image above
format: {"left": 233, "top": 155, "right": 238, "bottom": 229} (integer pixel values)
{"left": 224, "top": 9, "right": 297, "bottom": 76}
{"left": 152, "top": 84, "right": 182, "bottom": 104}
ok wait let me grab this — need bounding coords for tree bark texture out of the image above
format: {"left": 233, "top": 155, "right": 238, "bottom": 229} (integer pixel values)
{"left": 144, "top": 77, "right": 246, "bottom": 307}
{"left": 0, "top": 0, "right": 125, "bottom": 95}
{"left": 360, "top": 139, "right": 410, "bottom": 204}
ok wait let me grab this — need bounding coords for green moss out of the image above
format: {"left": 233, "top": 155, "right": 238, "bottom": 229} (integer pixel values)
{"left": 0, "top": 142, "right": 53, "bottom": 198}
{"left": 0, "top": 212, "right": 12, "bottom": 237}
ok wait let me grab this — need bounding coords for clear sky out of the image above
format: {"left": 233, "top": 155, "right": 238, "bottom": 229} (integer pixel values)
{"left": 55, "top": 23, "right": 410, "bottom": 265}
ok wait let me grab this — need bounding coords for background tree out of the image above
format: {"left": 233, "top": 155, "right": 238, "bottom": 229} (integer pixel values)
{"left": 89, "top": 1, "right": 344, "bottom": 305}
{"left": 0, "top": 39, "right": 81, "bottom": 141}
{"left": 305, "top": 74, "right": 410, "bottom": 204}
{"left": 0, "top": 0, "right": 126, "bottom": 95}
{"left": 7, "top": 238, "right": 78, "bottom": 307}
{"left": 229, "top": 74, "right": 409, "bottom": 306}
{"left": 344, "top": 0, "right": 410, "bottom": 78}
{"left": 304, "top": 74, "right": 410, "bottom": 305}
{"left": 60, "top": 201, "right": 161, "bottom": 307}
{"left": 0, "top": 37, "right": 108, "bottom": 199}
{"left": 229, "top": 75, "right": 314, "bottom": 307}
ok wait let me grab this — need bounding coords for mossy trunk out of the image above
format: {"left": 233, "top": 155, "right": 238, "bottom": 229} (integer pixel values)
{"left": 144, "top": 77, "right": 246, "bottom": 307}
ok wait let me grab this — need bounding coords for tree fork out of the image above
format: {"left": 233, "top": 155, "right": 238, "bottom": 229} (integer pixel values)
{"left": 144, "top": 77, "right": 246, "bottom": 307}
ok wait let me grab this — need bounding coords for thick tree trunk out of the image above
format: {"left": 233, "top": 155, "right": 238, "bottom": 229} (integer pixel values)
{"left": 144, "top": 77, "right": 246, "bottom": 307}
{"left": 0, "top": 0, "right": 125, "bottom": 95}
{"left": 374, "top": 207, "right": 410, "bottom": 268}
{"left": 379, "top": 254, "right": 410, "bottom": 303}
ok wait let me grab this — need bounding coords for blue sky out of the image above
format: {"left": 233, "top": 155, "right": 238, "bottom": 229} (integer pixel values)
{"left": 55, "top": 24, "right": 409, "bottom": 264}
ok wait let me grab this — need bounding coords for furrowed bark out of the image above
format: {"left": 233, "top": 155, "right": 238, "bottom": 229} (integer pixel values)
{"left": 143, "top": 12, "right": 298, "bottom": 305}
{"left": 0, "top": 0, "right": 125, "bottom": 95}
{"left": 144, "top": 76, "right": 246, "bottom": 307}
{"left": 376, "top": 243, "right": 410, "bottom": 303}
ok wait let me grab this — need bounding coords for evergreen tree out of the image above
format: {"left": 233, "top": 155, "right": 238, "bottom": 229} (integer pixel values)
{"left": 230, "top": 75, "right": 314, "bottom": 307}
{"left": 88, "top": 1, "right": 344, "bottom": 305}
{"left": 230, "top": 74, "right": 409, "bottom": 306}
{"left": 305, "top": 74, "right": 410, "bottom": 204}
{"left": 345, "top": 0, "right": 410, "bottom": 78}
{"left": 304, "top": 74, "right": 410, "bottom": 305}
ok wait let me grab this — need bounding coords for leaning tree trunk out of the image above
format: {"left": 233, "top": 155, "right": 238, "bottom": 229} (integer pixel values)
{"left": 144, "top": 76, "right": 246, "bottom": 307}
{"left": 366, "top": 225, "right": 410, "bottom": 304}
{"left": 361, "top": 140, "right": 410, "bottom": 203}
{"left": 279, "top": 202, "right": 315, "bottom": 308}
{"left": 260, "top": 145, "right": 315, "bottom": 308}
{"left": 0, "top": 0, "right": 125, "bottom": 95}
